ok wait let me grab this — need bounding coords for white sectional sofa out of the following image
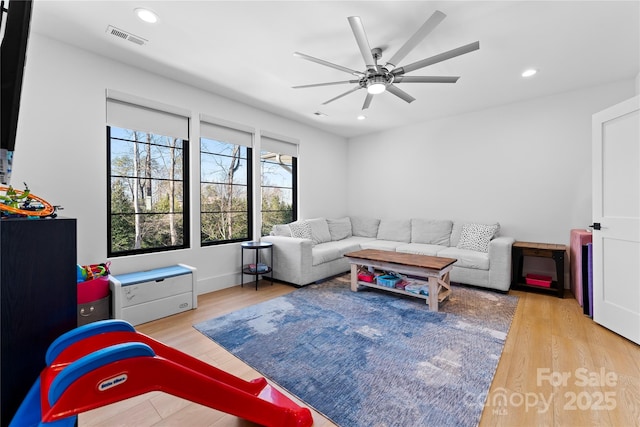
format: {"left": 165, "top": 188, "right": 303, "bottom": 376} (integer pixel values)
{"left": 261, "top": 216, "right": 515, "bottom": 291}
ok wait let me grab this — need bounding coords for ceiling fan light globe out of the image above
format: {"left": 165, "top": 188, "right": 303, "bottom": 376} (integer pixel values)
{"left": 367, "top": 83, "right": 386, "bottom": 94}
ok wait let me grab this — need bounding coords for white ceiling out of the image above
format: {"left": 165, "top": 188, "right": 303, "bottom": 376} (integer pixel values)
{"left": 30, "top": 1, "right": 639, "bottom": 138}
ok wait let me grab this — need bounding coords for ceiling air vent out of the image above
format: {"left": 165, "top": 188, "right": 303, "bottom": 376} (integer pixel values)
{"left": 106, "top": 25, "right": 147, "bottom": 46}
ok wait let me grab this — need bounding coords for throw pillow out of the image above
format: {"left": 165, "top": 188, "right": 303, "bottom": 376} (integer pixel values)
{"left": 306, "top": 218, "right": 332, "bottom": 244}
{"left": 327, "top": 217, "right": 352, "bottom": 241}
{"left": 350, "top": 216, "right": 381, "bottom": 238}
{"left": 457, "top": 223, "right": 500, "bottom": 253}
{"left": 288, "top": 221, "right": 313, "bottom": 241}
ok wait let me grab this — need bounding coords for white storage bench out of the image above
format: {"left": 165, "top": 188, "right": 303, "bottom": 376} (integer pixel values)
{"left": 109, "top": 264, "right": 197, "bottom": 326}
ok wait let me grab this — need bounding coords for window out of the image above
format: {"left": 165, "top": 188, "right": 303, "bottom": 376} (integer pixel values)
{"left": 260, "top": 134, "right": 298, "bottom": 236}
{"left": 106, "top": 96, "right": 189, "bottom": 256}
{"left": 200, "top": 119, "right": 253, "bottom": 245}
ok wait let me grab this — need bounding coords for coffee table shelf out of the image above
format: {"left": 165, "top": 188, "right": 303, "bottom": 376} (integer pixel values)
{"left": 355, "top": 279, "right": 452, "bottom": 304}
{"left": 345, "top": 249, "right": 456, "bottom": 312}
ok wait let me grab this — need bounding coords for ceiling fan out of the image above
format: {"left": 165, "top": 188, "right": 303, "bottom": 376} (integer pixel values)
{"left": 292, "top": 10, "right": 479, "bottom": 110}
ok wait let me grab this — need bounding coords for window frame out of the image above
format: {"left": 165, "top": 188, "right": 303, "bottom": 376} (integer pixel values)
{"left": 199, "top": 137, "right": 253, "bottom": 246}
{"left": 106, "top": 125, "right": 190, "bottom": 257}
{"left": 260, "top": 152, "right": 297, "bottom": 237}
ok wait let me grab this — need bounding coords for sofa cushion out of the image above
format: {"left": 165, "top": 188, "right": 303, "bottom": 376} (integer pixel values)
{"left": 327, "top": 217, "right": 352, "bottom": 241}
{"left": 342, "top": 236, "right": 377, "bottom": 246}
{"left": 396, "top": 243, "right": 449, "bottom": 256}
{"left": 450, "top": 221, "right": 464, "bottom": 247}
{"left": 351, "top": 216, "right": 381, "bottom": 238}
{"left": 437, "top": 247, "right": 490, "bottom": 270}
{"left": 457, "top": 223, "right": 500, "bottom": 253}
{"left": 411, "top": 219, "right": 452, "bottom": 246}
{"left": 360, "top": 239, "right": 405, "bottom": 251}
{"left": 377, "top": 219, "right": 411, "bottom": 242}
{"left": 312, "top": 240, "right": 361, "bottom": 266}
{"left": 289, "top": 221, "right": 313, "bottom": 240}
{"left": 271, "top": 224, "right": 292, "bottom": 237}
{"left": 306, "top": 218, "right": 332, "bottom": 244}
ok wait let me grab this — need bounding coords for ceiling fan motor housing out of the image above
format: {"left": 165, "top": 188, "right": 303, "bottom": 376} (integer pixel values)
{"left": 360, "top": 69, "right": 393, "bottom": 91}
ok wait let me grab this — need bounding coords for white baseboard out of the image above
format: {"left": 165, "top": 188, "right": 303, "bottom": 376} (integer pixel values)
{"left": 197, "top": 272, "right": 243, "bottom": 295}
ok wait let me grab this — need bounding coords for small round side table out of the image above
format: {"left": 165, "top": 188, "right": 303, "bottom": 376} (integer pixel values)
{"left": 240, "top": 241, "right": 274, "bottom": 290}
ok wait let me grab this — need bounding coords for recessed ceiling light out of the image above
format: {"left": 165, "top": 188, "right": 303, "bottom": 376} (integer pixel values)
{"left": 357, "top": 115, "right": 366, "bottom": 120}
{"left": 135, "top": 8, "right": 159, "bottom": 24}
{"left": 521, "top": 68, "right": 538, "bottom": 78}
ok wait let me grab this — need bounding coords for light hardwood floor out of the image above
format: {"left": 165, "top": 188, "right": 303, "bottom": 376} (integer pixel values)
{"left": 79, "top": 279, "right": 640, "bottom": 427}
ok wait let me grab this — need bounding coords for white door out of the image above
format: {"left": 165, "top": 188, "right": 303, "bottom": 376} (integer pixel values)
{"left": 592, "top": 95, "right": 640, "bottom": 345}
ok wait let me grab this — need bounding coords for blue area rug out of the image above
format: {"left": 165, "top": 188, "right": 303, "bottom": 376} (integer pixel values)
{"left": 194, "top": 275, "right": 518, "bottom": 427}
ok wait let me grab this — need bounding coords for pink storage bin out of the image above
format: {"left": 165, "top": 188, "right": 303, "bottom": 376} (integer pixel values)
{"left": 77, "top": 275, "right": 110, "bottom": 304}
{"left": 358, "top": 272, "right": 374, "bottom": 282}
{"left": 525, "top": 273, "right": 552, "bottom": 288}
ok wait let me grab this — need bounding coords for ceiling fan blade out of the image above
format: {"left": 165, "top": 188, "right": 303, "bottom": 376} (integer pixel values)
{"left": 322, "top": 86, "right": 363, "bottom": 105}
{"left": 385, "top": 10, "right": 446, "bottom": 69}
{"left": 392, "top": 41, "right": 480, "bottom": 75}
{"left": 393, "top": 76, "right": 459, "bottom": 83}
{"left": 348, "top": 16, "right": 377, "bottom": 69}
{"left": 386, "top": 84, "right": 416, "bottom": 104}
{"left": 294, "top": 52, "right": 364, "bottom": 77}
{"left": 293, "top": 80, "right": 360, "bottom": 89}
{"left": 362, "top": 92, "right": 374, "bottom": 110}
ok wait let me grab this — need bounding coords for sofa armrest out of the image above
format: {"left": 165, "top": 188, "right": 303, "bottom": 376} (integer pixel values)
{"left": 488, "top": 236, "right": 515, "bottom": 291}
{"left": 261, "top": 236, "right": 313, "bottom": 285}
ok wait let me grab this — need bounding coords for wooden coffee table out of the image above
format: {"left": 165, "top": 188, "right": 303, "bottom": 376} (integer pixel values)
{"left": 344, "top": 249, "right": 457, "bottom": 312}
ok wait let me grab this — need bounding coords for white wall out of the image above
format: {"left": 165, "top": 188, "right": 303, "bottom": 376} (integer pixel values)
{"left": 13, "top": 31, "right": 636, "bottom": 294}
{"left": 347, "top": 79, "right": 636, "bottom": 246}
{"left": 14, "top": 33, "right": 349, "bottom": 293}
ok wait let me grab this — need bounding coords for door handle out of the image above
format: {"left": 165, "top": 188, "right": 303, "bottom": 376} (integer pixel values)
{"left": 589, "top": 223, "right": 602, "bottom": 230}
